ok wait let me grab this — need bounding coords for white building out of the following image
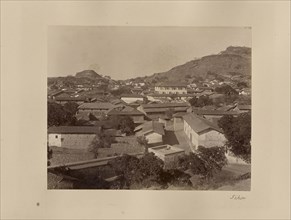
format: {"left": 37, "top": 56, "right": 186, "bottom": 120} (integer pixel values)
{"left": 148, "top": 145, "right": 185, "bottom": 168}
{"left": 120, "top": 94, "right": 144, "bottom": 104}
{"left": 135, "top": 121, "right": 165, "bottom": 146}
{"left": 48, "top": 126, "right": 100, "bottom": 149}
{"left": 182, "top": 113, "right": 226, "bottom": 151}
{"left": 155, "top": 83, "right": 187, "bottom": 95}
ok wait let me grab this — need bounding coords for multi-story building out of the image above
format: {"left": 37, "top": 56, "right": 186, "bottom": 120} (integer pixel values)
{"left": 154, "top": 83, "right": 187, "bottom": 95}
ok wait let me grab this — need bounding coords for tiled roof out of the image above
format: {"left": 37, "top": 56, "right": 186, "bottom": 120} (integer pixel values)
{"left": 55, "top": 96, "right": 87, "bottom": 101}
{"left": 149, "top": 145, "right": 185, "bottom": 155}
{"left": 78, "top": 102, "right": 115, "bottom": 110}
{"left": 193, "top": 109, "right": 240, "bottom": 115}
{"left": 156, "top": 82, "right": 187, "bottom": 87}
{"left": 142, "top": 102, "right": 190, "bottom": 109}
{"left": 173, "top": 112, "right": 188, "bottom": 118}
{"left": 48, "top": 126, "right": 100, "bottom": 134}
{"left": 215, "top": 105, "right": 236, "bottom": 111}
{"left": 183, "top": 113, "right": 223, "bottom": 134}
{"left": 107, "top": 108, "right": 144, "bottom": 116}
{"left": 238, "top": 105, "right": 251, "bottom": 110}
{"left": 144, "top": 107, "right": 189, "bottom": 113}
{"left": 121, "top": 94, "right": 144, "bottom": 98}
{"left": 48, "top": 90, "right": 64, "bottom": 97}
{"left": 147, "top": 93, "right": 196, "bottom": 97}
{"left": 110, "top": 99, "right": 126, "bottom": 105}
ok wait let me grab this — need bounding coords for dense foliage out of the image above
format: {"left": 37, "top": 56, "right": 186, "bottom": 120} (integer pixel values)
{"left": 215, "top": 85, "right": 238, "bottom": 95}
{"left": 88, "top": 129, "right": 114, "bottom": 158}
{"left": 237, "top": 81, "right": 248, "bottom": 89}
{"left": 108, "top": 153, "right": 191, "bottom": 189}
{"left": 110, "top": 116, "right": 135, "bottom": 135}
{"left": 218, "top": 113, "right": 251, "bottom": 163}
{"left": 47, "top": 146, "right": 53, "bottom": 166}
{"left": 165, "top": 108, "right": 175, "bottom": 119}
{"left": 189, "top": 95, "right": 213, "bottom": 107}
{"left": 136, "top": 136, "right": 149, "bottom": 154}
{"left": 177, "top": 146, "right": 228, "bottom": 179}
{"left": 110, "top": 86, "right": 132, "bottom": 96}
{"left": 48, "top": 102, "right": 78, "bottom": 126}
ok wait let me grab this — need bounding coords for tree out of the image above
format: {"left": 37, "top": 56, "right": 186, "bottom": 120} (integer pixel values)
{"left": 165, "top": 108, "right": 175, "bottom": 119}
{"left": 117, "top": 116, "right": 135, "bottom": 135}
{"left": 137, "top": 136, "right": 149, "bottom": 154}
{"left": 110, "top": 86, "right": 131, "bottom": 96}
{"left": 63, "top": 102, "right": 79, "bottom": 115}
{"left": 159, "top": 169, "right": 192, "bottom": 187}
{"left": 133, "top": 153, "right": 164, "bottom": 186}
{"left": 189, "top": 95, "right": 213, "bottom": 107}
{"left": 108, "top": 153, "right": 164, "bottom": 188}
{"left": 215, "top": 85, "right": 238, "bottom": 96}
{"left": 237, "top": 81, "right": 248, "bottom": 89}
{"left": 177, "top": 146, "right": 227, "bottom": 179}
{"left": 108, "top": 154, "right": 140, "bottom": 188}
{"left": 197, "top": 95, "right": 213, "bottom": 106}
{"left": 88, "top": 129, "right": 113, "bottom": 158}
{"left": 218, "top": 113, "right": 251, "bottom": 163}
{"left": 47, "top": 145, "right": 53, "bottom": 166}
{"left": 48, "top": 102, "right": 77, "bottom": 126}
{"left": 63, "top": 101, "right": 79, "bottom": 125}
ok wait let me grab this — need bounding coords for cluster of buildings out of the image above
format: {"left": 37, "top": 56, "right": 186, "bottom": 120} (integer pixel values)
{"left": 48, "top": 78, "right": 251, "bottom": 166}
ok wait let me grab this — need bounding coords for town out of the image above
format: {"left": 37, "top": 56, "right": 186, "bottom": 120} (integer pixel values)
{"left": 47, "top": 46, "right": 251, "bottom": 190}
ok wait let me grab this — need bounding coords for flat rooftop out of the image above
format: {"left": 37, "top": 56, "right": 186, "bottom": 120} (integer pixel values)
{"left": 149, "top": 145, "right": 185, "bottom": 156}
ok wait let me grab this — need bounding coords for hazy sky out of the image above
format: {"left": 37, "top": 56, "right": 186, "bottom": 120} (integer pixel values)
{"left": 48, "top": 26, "right": 251, "bottom": 80}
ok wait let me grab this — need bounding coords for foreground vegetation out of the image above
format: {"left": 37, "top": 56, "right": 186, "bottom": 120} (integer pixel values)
{"left": 48, "top": 145, "right": 245, "bottom": 189}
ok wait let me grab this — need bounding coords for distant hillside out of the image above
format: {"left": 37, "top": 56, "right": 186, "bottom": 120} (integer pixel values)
{"left": 48, "top": 70, "right": 112, "bottom": 88}
{"left": 75, "top": 70, "right": 102, "bottom": 79}
{"left": 143, "top": 46, "right": 251, "bottom": 84}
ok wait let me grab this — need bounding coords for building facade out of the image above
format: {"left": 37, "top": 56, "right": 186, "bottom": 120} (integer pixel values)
{"left": 183, "top": 113, "right": 226, "bottom": 151}
{"left": 155, "top": 83, "right": 187, "bottom": 95}
{"left": 77, "top": 102, "right": 115, "bottom": 118}
{"left": 148, "top": 145, "right": 185, "bottom": 168}
{"left": 48, "top": 126, "right": 100, "bottom": 149}
{"left": 121, "top": 94, "right": 144, "bottom": 104}
{"left": 135, "top": 121, "right": 165, "bottom": 147}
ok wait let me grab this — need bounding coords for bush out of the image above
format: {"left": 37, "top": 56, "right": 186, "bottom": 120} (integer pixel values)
{"left": 189, "top": 95, "right": 213, "bottom": 107}
{"left": 177, "top": 146, "right": 228, "bottom": 179}
{"left": 218, "top": 113, "right": 251, "bottom": 163}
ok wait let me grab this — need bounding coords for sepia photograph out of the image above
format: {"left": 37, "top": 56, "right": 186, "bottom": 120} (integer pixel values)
{"left": 47, "top": 26, "right": 252, "bottom": 190}
{"left": 1, "top": 1, "right": 290, "bottom": 219}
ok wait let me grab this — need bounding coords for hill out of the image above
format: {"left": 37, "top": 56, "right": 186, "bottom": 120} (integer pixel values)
{"left": 48, "top": 70, "right": 112, "bottom": 89}
{"left": 143, "top": 46, "right": 251, "bottom": 85}
{"left": 75, "top": 70, "right": 102, "bottom": 79}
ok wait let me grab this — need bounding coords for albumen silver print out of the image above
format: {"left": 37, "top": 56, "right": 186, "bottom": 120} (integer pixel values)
{"left": 47, "top": 26, "right": 252, "bottom": 190}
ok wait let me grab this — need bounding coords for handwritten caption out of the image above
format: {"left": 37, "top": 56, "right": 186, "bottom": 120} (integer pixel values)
{"left": 230, "top": 194, "right": 246, "bottom": 200}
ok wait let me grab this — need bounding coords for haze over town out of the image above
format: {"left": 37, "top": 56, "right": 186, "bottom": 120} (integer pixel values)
{"left": 48, "top": 26, "right": 251, "bottom": 79}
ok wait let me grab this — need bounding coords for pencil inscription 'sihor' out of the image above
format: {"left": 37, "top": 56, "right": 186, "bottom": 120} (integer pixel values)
{"left": 230, "top": 195, "right": 246, "bottom": 200}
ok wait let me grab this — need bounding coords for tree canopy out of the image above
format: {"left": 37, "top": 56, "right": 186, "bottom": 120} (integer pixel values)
{"left": 215, "top": 85, "right": 238, "bottom": 96}
{"left": 165, "top": 108, "right": 175, "bottom": 119}
{"left": 110, "top": 86, "right": 132, "bottom": 96}
{"left": 177, "top": 146, "right": 228, "bottom": 179}
{"left": 88, "top": 129, "right": 113, "bottom": 158}
{"left": 189, "top": 95, "right": 213, "bottom": 107}
{"left": 110, "top": 115, "right": 135, "bottom": 135}
{"left": 108, "top": 153, "right": 164, "bottom": 188}
{"left": 137, "top": 136, "right": 149, "bottom": 154}
{"left": 218, "top": 113, "right": 251, "bottom": 163}
{"left": 48, "top": 102, "right": 78, "bottom": 127}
